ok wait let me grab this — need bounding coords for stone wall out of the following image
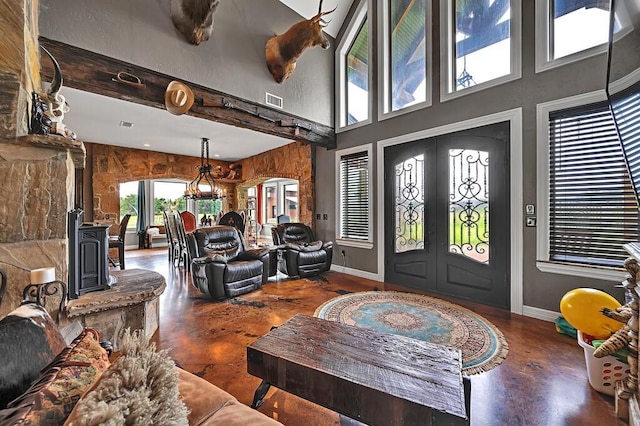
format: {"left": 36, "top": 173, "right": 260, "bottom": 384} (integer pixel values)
{"left": 0, "top": 0, "right": 81, "bottom": 317}
{"left": 88, "top": 143, "right": 237, "bottom": 224}
{"left": 239, "top": 141, "right": 314, "bottom": 226}
{"left": 89, "top": 140, "right": 315, "bottom": 229}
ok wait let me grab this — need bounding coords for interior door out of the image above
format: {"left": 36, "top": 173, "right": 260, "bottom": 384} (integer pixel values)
{"left": 384, "top": 122, "right": 510, "bottom": 308}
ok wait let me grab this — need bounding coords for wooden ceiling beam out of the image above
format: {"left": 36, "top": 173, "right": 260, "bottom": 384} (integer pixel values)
{"left": 38, "top": 37, "right": 336, "bottom": 149}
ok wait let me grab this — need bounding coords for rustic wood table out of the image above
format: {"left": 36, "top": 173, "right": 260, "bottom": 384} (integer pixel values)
{"left": 247, "top": 314, "right": 469, "bottom": 425}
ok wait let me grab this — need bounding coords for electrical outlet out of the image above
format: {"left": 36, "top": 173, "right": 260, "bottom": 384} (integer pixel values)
{"left": 526, "top": 217, "right": 537, "bottom": 227}
{"left": 341, "top": 250, "right": 346, "bottom": 256}
{"left": 316, "top": 213, "right": 321, "bottom": 220}
{"left": 525, "top": 204, "right": 535, "bottom": 215}
{"left": 323, "top": 213, "right": 328, "bottom": 220}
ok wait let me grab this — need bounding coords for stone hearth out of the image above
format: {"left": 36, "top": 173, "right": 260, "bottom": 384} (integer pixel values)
{"left": 66, "top": 269, "right": 165, "bottom": 350}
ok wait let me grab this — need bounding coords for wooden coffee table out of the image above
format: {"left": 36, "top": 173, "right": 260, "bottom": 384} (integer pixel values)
{"left": 247, "top": 314, "right": 468, "bottom": 425}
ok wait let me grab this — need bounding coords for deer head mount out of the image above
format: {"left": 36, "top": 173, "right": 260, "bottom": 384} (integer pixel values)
{"left": 170, "top": 0, "right": 220, "bottom": 45}
{"left": 265, "top": 0, "right": 336, "bottom": 83}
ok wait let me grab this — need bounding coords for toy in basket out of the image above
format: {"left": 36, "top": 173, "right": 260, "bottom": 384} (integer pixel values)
{"left": 578, "top": 331, "right": 630, "bottom": 396}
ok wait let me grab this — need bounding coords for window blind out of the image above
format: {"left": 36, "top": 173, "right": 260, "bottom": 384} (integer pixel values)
{"left": 610, "top": 85, "right": 640, "bottom": 200}
{"left": 340, "top": 151, "right": 370, "bottom": 240}
{"left": 549, "top": 101, "right": 639, "bottom": 267}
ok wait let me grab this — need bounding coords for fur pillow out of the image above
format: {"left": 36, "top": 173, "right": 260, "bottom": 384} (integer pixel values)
{"left": 64, "top": 329, "right": 189, "bottom": 426}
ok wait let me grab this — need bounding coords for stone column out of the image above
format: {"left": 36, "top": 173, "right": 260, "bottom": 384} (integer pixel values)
{"left": 0, "top": 0, "right": 85, "bottom": 317}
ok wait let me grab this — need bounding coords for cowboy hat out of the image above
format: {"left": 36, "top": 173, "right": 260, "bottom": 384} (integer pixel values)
{"left": 165, "top": 81, "right": 194, "bottom": 115}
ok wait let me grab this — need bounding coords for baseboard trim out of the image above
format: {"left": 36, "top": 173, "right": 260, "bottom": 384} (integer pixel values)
{"left": 330, "top": 264, "right": 380, "bottom": 282}
{"left": 330, "top": 266, "right": 562, "bottom": 323}
{"left": 522, "top": 305, "right": 560, "bottom": 322}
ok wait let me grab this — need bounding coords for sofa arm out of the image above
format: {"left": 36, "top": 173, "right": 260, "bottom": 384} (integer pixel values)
{"left": 193, "top": 254, "right": 228, "bottom": 265}
{"left": 191, "top": 256, "right": 227, "bottom": 300}
{"left": 236, "top": 247, "right": 269, "bottom": 261}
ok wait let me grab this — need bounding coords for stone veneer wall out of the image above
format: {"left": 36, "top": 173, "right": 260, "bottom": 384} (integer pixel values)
{"left": 88, "top": 142, "right": 236, "bottom": 224}
{"left": 239, "top": 141, "right": 314, "bottom": 226}
{"left": 0, "top": 0, "right": 82, "bottom": 317}
{"left": 89, "top": 140, "right": 314, "bottom": 232}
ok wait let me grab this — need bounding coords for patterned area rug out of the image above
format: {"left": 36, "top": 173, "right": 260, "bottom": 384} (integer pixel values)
{"left": 314, "top": 291, "right": 508, "bottom": 375}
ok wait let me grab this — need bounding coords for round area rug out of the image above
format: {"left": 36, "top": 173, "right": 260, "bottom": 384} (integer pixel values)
{"left": 314, "top": 291, "right": 508, "bottom": 375}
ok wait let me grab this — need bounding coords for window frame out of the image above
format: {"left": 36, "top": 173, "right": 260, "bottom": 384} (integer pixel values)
{"left": 535, "top": 0, "right": 614, "bottom": 73}
{"left": 335, "top": 0, "right": 373, "bottom": 132}
{"left": 377, "top": 0, "right": 432, "bottom": 121}
{"left": 439, "top": 0, "right": 522, "bottom": 102}
{"left": 536, "top": 90, "right": 628, "bottom": 281}
{"left": 335, "top": 144, "right": 374, "bottom": 249}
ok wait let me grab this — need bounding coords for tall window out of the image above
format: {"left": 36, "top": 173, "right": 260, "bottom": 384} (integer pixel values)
{"left": 535, "top": 0, "right": 616, "bottom": 72}
{"left": 336, "top": 145, "right": 373, "bottom": 247}
{"left": 336, "top": 0, "right": 371, "bottom": 130}
{"left": 261, "top": 179, "right": 298, "bottom": 224}
{"left": 441, "top": 0, "right": 521, "bottom": 100}
{"left": 119, "top": 182, "right": 138, "bottom": 230}
{"left": 537, "top": 94, "right": 639, "bottom": 274}
{"left": 153, "top": 181, "right": 187, "bottom": 224}
{"left": 379, "top": 0, "right": 430, "bottom": 117}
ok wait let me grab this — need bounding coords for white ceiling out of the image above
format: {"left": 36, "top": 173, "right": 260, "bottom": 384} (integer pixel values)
{"left": 56, "top": 1, "right": 352, "bottom": 161}
{"left": 60, "top": 87, "right": 294, "bottom": 161}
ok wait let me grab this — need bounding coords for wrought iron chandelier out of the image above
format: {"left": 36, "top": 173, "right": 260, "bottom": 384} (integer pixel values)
{"left": 184, "top": 137, "right": 223, "bottom": 200}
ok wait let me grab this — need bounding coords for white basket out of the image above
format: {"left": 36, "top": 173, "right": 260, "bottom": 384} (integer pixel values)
{"left": 577, "top": 331, "right": 631, "bottom": 396}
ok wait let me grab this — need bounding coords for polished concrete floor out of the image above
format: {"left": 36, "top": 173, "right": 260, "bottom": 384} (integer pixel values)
{"left": 125, "top": 248, "right": 625, "bottom": 426}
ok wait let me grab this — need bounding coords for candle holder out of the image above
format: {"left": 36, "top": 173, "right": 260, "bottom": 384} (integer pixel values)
{"left": 22, "top": 279, "right": 68, "bottom": 325}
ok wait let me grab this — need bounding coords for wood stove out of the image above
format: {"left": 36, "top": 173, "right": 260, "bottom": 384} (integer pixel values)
{"left": 68, "top": 209, "right": 115, "bottom": 299}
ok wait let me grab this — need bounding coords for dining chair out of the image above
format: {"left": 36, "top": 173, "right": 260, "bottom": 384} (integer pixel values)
{"left": 108, "top": 214, "right": 131, "bottom": 270}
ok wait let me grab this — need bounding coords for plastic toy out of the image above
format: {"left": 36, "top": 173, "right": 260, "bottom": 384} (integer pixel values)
{"left": 560, "top": 288, "right": 622, "bottom": 339}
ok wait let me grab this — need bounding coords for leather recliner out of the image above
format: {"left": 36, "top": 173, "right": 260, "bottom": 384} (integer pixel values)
{"left": 186, "top": 225, "right": 270, "bottom": 300}
{"left": 271, "top": 223, "right": 333, "bottom": 278}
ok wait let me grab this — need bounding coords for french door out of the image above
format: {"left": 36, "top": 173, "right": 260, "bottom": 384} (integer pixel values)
{"left": 384, "top": 122, "right": 510, "bottom": 308}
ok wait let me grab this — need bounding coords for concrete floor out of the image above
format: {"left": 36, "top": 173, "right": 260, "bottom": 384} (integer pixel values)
{"left": 125, "top": 248, "right": 624, "bottom": 426}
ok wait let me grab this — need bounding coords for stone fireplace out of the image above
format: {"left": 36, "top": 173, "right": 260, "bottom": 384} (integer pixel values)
{"left": 0, "top": 0, "right": 84, "bottom": 319}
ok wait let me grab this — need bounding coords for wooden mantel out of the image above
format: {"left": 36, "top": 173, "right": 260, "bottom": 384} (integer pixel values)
{"left": 38, "top": 38, "right": 336, "bottom": 149}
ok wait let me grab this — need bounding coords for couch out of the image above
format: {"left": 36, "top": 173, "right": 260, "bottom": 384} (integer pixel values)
{"left": 271, "top": 223, "right": 333, "bottom": 278}
{"left": 0, "top": 299, "right": 281, "bottom": 425}
{"left": 186, "top": 225, "right": 270, "bottom": 300}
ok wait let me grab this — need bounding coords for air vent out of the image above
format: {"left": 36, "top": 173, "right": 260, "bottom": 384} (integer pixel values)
{"left": 119, "top": 121, "right": 134, "bottom": 128}
{"left": 265, "top": 92, "right": 283, "bottom": 109}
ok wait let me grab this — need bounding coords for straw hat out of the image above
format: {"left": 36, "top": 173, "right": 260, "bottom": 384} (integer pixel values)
{"left": 165, "top": 81, "right": 194, "bottom": 115}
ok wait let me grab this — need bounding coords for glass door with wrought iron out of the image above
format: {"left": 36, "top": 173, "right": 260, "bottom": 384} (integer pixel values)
{"left": 384, "top": 122, "right": 510, "bottom": 308}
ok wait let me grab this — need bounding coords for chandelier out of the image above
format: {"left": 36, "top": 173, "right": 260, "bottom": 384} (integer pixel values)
{"left": 184, "top": 137, "right": 223, "bottom": 200}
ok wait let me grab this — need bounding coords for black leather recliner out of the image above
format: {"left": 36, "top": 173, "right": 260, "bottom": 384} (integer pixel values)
{"left": 186, "top": 225, "right": 269, "bottom": 300}
{"left": 271, "top": 223, "right": 333, "bottom": 278}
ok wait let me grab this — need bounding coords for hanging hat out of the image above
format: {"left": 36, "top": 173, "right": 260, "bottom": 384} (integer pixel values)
{"left": 165, "top": 81, "right": 194, "bottom": 115}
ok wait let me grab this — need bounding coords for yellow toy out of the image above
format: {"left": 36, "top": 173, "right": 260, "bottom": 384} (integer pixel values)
{"left": 560, "top": 288, "right": 623, "bottom": 339}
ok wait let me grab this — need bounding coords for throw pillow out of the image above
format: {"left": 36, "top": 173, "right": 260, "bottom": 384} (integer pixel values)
{"left": 0, "top": 327, "right": 110, "bottom": 425}
{"left": 64, "top": 328, "right": 189, "bottom": 426}
{"left": 0, "top": 302, "right": 67, "bottom": 408}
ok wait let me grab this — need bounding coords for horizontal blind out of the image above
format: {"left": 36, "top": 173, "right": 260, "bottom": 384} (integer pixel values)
{"left": 549, "top": 101, "right": 639, "bottom": 267}
{"left": 611, "top": 85, "right": 640, "bottom": 198}
{"left": 340, "top": 151, "right": 370, "bottom": 240}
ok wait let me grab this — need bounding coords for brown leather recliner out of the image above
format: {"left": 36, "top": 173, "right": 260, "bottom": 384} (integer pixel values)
{"left": 186, "top": 226, "right": 270, "bottom": 300}
{"left": 271, "top": 223, "right": 333, "bottom": 278}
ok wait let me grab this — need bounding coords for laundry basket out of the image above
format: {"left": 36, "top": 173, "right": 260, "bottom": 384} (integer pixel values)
{"left": 577, "top": 331, "right": 630, "bottom": 396}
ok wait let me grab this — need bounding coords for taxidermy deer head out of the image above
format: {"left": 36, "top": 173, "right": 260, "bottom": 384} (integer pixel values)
{"left": 265, "top": 0, "right": 336, "bottom": 83}
{"left": 170, "top": 0, "right": 220, "bottom": 45}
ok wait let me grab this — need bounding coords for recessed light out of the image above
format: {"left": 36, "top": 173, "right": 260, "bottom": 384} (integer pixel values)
{"left": 119, "top": 121, "right": 134, "bottom": 128}
{"left": 143, "top": 143, "right": 150, "bottom": 147}
{"left": 214, "top": 154, "right": 220, "bottom": 157}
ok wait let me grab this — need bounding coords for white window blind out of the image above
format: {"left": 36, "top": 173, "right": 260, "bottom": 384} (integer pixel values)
{"left": 339, "top": 151, "right": 370, "bottom": 240}
{"left": 548, "top": 101, "right": 639, "bottom": 267}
